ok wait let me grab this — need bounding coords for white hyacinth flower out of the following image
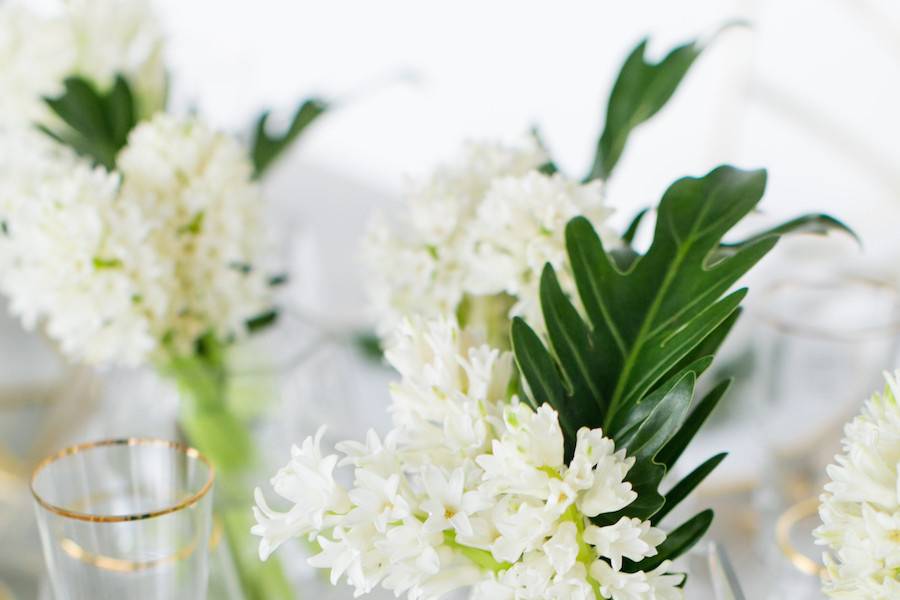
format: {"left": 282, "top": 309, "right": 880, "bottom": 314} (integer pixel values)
{"left": 420, "top": 465, "right": 492, "bottom": 537}
{"left": 0, "top": 115, "right": 271, "bottom": 367}
{"left": 815, "top": 372, "right": 900, "bottom": 599}
{"left": 254, "top": 318, "right": 681, "bottom": 599}
{"left": 583, "top": 518, "right": 666, "bottom": 571}
{"left": 364, "top": 140, "right": 615, "bottom": 345}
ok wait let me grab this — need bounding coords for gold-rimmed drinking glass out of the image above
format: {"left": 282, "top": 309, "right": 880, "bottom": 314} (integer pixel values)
{"left": 31, "top": 439, "right": 214, "bottom": 600}
{"left": 751, "top": 271, "right": 900, "bottom": 597}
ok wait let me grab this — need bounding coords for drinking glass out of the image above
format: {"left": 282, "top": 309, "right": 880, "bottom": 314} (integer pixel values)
{"left": 752, "top": 272, "right": 900, "bottom": 597}
{"left": 31, "top": 439, "right": 214, "bottom": 600}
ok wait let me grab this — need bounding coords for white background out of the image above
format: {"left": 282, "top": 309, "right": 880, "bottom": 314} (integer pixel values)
{"left": 156, "top": 0, "right": 900, "bottom": 260}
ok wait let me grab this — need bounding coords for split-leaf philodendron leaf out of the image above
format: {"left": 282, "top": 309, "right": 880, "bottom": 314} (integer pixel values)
{"left": 587, "top": 37, "right": 701, "bottom": 182}
{"left": 512, "top": 165, "right": 853, "bottom": 570}
{"left": 40, "top": 75, "right": 139, "bottom": 171}
{"left": 250, "top": 97, "right": 328, "bottom": 179}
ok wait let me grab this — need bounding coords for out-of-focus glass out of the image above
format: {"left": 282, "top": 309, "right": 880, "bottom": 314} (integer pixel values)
{"left": 752, "top": 272, "right": 900, "bottom": 598}
{"left": 31, "top": 439, "right": 214, "bottom": 600}
{"left": 682, "top": 542, "right": 747, "bottom": 600}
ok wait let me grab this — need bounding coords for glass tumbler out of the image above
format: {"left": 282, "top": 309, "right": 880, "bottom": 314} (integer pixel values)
{"left": 31, "top": 439, "right": 214, "bottom": 600}
{"left": 752, "top": 273, "right": 900, "bottom": 597}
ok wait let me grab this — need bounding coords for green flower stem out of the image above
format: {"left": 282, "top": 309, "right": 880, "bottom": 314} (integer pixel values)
{"left": 442, "top": 531, "right": 511, "bottom": 573}
{"left": 161, "top": 351, "right": 295, "bottom": 600}
{"left": 443, "top": 518, "right": 610, "bottom": 599}
{"left": 223, "top": 509, "right": 295, "bottom": 600}
{"left": 456, "top": 293, "right": 516, "bottom": 351}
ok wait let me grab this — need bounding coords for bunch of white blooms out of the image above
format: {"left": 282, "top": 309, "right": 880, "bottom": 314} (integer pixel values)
{"left": 0, "top": 115, "right": 270, "bottom": 366}
{"left": 254, "top": 318, "right": 683, "bottom": 599}
{"left": 815, "top": 372, "right": 900, "bottom": 599}
{"left": 364, "top": 141, "right": 614, "bottom": 343}
{"left": 0, "top": 0, "right": 166, "bottom": 130}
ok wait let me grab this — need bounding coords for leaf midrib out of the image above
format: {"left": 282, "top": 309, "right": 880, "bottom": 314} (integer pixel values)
{"left": 604, "top": 193, "right": 712, "bottom": 428}
{"left": 574, "top": 239, "right": 628, "bottom": 356}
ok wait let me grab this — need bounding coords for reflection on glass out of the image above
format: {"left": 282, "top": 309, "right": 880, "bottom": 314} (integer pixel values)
{"left": 31, "top": 439, "right": 213, "bottom": 600}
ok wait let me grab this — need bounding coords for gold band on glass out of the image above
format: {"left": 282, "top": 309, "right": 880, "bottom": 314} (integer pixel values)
{"left": 59, "top": 534, "right": 200, "bottom": 573}
{"left": 30, "top": 438, "right": 214, "bottom": 523}
{"left": 57, "top": 515, "right": 223, "bottom": 573}
{"left": 775, "top": 496, "right": 826, "bottom": 577}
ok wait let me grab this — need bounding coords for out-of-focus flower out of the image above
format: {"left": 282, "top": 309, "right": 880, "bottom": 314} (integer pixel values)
{"left": 364, "top": 140, "right": 615, "bottom": 345}
{"left": 0, "top": 0, "right": 166, "bottom": 131}
{"left": 0, "top": 115, "right": 270, "bottom": 366}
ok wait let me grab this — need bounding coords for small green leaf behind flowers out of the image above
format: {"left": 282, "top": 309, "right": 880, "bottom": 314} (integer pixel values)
{"left": 40, "top": 75, "right": 140, "bottom": 171}
{"left": 250, "top": 97, "right": 328, "bottom": 179}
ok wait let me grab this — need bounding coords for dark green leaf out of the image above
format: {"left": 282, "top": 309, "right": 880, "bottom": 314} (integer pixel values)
{"left": 251, "top": 98, "right": 328, "bottom": 178}
{"left": 621, "top": 371, "right": 693, "bottom": 463}
{"left": 611, "top": 357, "right": 711, "bottom": 442}
{"left": 514, "top": 163, "right": 847, "bottom": 544}
{"left": 246, "top": 309, "right": 279, "bottom": 332}
{"left": 608, "top": 245, "right": 641, "bottom": 272}
{"left": 587, "top": 39, "right": 702, "bottom": 180}
{"left": 622, "top": 208, "right": 650, "bottom": 245}
{"left": 353, "top": 330, "right": 384, "bottom": 362}
{"left": 511, "top": 317, "right": 575, "bottom": 440}
{"left": 268, "top": 274, "right": 289, "bottom": 287}
{"left": 717, "top": 213, "right": 858, "bottom": 260}
{"left": 40, "top": 75, "right": 139, "bottom": 170}
{"left": 565, "top": 167, "right": 776, "bottom": 427}
{"left": 656, "top": 379, "right": 730, "bottom": 470}
{"left": 104, "top": 76, "right": 136, "bottom": 150}
{"left": 618, "top": 289, "right": 744, "bottom": 412}
{"left": 540, "top": 264, "right": 607, "bottom": 425}
{"left": 652, "top": 453, "right": 726, "bottom": 526}
{"left": 623, "top": 509, "right": 714, "bottom": 572}
{"left": 657, "top": 309, "right": 739, "bottom": 390}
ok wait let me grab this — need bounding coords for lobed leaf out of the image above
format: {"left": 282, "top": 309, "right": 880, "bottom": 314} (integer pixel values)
{"left": 651, "top": 453, "right": 727, "bottom": 526}
{"left": 587, "top": 39, "right": 702, "bottom": 181}
{"left": 251, "top": 98, "right": 328, "bottom": 178}
{"left": 41, "top": 75, "right": 139, "bottom": 170}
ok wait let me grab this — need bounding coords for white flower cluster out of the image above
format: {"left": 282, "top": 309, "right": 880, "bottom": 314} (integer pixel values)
{"left": 0, "top": 115, "right": 270, "bottom": 366}
{"left": 815, "top": 372, "right": 900, "bottom": 599}
{"left": 0, "top": 0, "right": 166, "bottom": 131}
{"left": 364, "top": 140, "right": 614, "bottom": 343}
{"left": 254, "top": 318, "right": 682, "bottom": 599}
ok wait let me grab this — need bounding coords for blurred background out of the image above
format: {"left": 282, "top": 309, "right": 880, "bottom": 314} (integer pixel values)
{"left": 3, "top": 0, "right": 900, "bottom": 598}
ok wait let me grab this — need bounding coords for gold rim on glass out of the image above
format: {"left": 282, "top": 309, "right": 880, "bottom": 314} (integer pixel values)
{"left": 30, "top": 438, "right": 214, "bottom": 523}
{"left": 775, "top": 496, "right": 826, "bottom": 577}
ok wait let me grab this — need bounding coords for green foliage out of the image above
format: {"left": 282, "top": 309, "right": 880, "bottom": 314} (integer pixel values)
{"left": 587, "top": 38, "right": 702, "bottom": 181}
{"left": 246, "top": 309, "right": 279, "bottom": 333}
{"left": 40, "top": 75, "right": 138, "bottom": 171}
{"left": 512, "top": 165, "right": 853, "bottom": 567}
{"left": 353, "top": 330, "right": 384, "bottom": 361}
{"left": 251, "top": 97, "right": 328, "bottom": 178}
